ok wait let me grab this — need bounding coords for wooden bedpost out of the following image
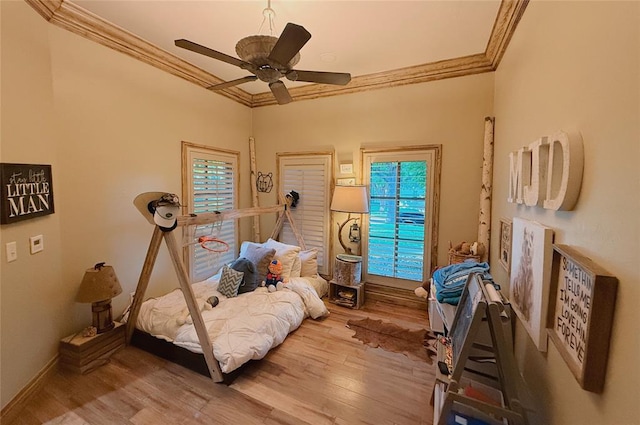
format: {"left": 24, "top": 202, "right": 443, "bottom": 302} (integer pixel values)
{"left": 270, "top": 192, "right": 306, "bottom": 250}
{"left": 125, "top": 226, "right": 163, "bottom": 344}
{"left": 163, "top": 231, "right": 224, "bottom": 382}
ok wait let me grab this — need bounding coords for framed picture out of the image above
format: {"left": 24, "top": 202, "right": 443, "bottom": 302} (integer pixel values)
{"left": 546, "top": 244, "right": 618, "bottom": 393}
{"left": 336, "top": 178, "right": 356, "bottom": 186}
{"left": 499, "top": 218, "right": 512, "bottom": 272}
{"left": 0, "top": 163, "right": 55, "bottom": 224}
{"left": 339, "top": 163, "right": 353, "bottom": 174}
{"left": 509, "top": 217, "right": 554, "bottom": 351}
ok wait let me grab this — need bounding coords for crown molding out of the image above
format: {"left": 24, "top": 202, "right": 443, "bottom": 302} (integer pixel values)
{"left": 24, "top": 0, "right": 253, "bottom": 107}
{"left": 25, "top": 0, "right": 528, "bottom": 108}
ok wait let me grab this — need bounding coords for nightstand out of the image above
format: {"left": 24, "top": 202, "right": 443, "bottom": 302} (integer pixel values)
{"left": 59, "top": 321, "right": 125, "bottom": 374}
{"left": 329, "top": 280, "right": 365, "bottom": 309}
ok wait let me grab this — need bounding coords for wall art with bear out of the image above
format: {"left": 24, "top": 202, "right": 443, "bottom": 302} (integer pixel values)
{"left": 509, "top": 217, "right": 554, "bottom": 351}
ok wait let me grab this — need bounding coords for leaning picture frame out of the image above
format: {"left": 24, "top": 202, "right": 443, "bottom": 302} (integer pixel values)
{"left": 509, "top": 217, "right": 554, "bottom": 352}
{"left": 499, "top": 217, "right": 512, "bottom": 273}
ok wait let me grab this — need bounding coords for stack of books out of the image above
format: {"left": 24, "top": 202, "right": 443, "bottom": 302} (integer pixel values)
{"left": 335, "top": 287, "right": 357, "bottom": 307}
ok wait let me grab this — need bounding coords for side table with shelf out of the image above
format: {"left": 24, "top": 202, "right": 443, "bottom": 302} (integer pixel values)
{"left": 59, "top": 321, "right": 126, "bottom": 374}
{"left": 329, "top": 280, "right": 365, "bottom": 309}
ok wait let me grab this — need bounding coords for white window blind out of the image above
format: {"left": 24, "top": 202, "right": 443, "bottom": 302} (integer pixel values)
{"left": 183, "top": 143, "right": 238, "bottom": 282}
{"left": 278, "top": 153, "right": 333, "bottom": 275}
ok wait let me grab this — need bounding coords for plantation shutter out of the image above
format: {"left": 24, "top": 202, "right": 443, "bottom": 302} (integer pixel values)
{"left": 183, "top": 143, "right": 238, "bottom": 282}
{"left": 362, "top": 148, "right": 438, "bottom": 290}
{"left": 278, "top": 154, "right": 333, "bottom": 275}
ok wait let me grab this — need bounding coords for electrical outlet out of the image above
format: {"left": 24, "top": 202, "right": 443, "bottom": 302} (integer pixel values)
{"left": 6, "top": 242, "right": 17, "bottom": 262}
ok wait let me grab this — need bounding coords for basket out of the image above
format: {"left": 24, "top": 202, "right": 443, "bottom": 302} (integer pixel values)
{"left": 448, "top": 241, "right": 480, "bottom": 265}
{"left": 448, "top": 250, "right": 481, "bottom": 265}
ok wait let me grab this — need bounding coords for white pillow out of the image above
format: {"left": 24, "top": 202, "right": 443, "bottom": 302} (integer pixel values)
{"left": 290, "top": 255, "right": 302, "bottom": 278}
{"left": 263, "top": 238, "right": 301, "bottom": 280}
{"left": 299, "top": 249, "right": 319, "bottom": 277}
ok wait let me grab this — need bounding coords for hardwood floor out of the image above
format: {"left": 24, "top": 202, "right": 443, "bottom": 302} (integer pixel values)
{"left": 8, "top": 300, "right": 435, "bottom": 425}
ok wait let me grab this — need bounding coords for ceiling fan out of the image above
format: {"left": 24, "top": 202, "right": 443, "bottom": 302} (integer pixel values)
{"left": 175, "top": 19, "right": 351, "bottom": 105}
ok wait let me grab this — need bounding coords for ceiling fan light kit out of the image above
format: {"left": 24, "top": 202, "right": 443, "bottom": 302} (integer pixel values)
{"left": 175, "top": 3, "right": 351, "bottom": 105}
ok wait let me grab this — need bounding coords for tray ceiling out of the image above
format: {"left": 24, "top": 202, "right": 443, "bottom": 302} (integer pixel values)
{"left": 26, "top": 0, "right": 528, "bottom": 107}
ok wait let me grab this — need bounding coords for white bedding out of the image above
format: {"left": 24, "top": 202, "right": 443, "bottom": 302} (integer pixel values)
{"left": 136, "top": 274, "right": 329, "bottom": 373}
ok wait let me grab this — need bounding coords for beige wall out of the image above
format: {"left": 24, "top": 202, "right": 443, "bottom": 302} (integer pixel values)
{"left": 4, "top": 1, "right": 638, "bottom": 423}
{"left": 491, "top": 1, "right": 639, "bottom": 424}
{"left": 0, "top": 1, "right": 251, "bottom": 408}
{"left": 1, "top": 1, "right": 63, "bottom": 408}
{"left": 252, "top": 73, "right": 495, "bottom": 268}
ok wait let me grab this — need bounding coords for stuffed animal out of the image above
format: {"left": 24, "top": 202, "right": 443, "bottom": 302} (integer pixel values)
{"left": 414, "top": 280, "right": 430, "bottom": 299}
{"left": 264, "top": 259, "right": 284, "bottom": 292}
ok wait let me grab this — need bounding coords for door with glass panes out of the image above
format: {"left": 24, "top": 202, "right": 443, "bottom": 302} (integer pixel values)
{"left": 362, "top": 148, "right": 439, "bottom": 290}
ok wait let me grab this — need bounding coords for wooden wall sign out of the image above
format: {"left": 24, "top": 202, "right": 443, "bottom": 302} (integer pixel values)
{"left": 546, "top": 244, "right": 618, "bottom": 393}
{"left": 0, "top": 163, "right": 55, "bottom": 224}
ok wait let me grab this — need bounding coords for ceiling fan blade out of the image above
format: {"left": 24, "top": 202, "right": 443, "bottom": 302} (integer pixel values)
{"left": 208, "top": 76, "right": 258, "bottom": 90}
{"left": 269, "top": 81, "right": 293, "bottom": 105}
{"left": 268, "top": 23, "right": 311, "bottom": 67}
{"left": 287, "top": 70, "right": 351, "bottom": 86}
{"left": 175, "top": 39, "right": 251, "bottom": 69}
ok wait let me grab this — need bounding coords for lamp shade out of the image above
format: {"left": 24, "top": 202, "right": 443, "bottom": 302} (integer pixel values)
{"left": 76, "top": 263, "right": 122, "bottom": 303}
{"left": 330, "top": 185, "right": 369, "bottom": 214}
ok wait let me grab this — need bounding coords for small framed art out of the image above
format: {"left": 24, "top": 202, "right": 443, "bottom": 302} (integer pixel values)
{"left": 499, "top": 218, "right": 512, "bottom": 272}
{"left": 336, "top": 178, "right": 356, "bottom": 186}
{"left": 339, "top": 163, "right": 353, "bottom": 174}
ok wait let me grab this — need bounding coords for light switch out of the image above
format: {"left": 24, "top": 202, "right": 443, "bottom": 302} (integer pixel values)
{"left": 30, "top": 235, "right": 44, "bottom": 254}
{"left": 6, "top": 242, "right": 17, "bottom": 262}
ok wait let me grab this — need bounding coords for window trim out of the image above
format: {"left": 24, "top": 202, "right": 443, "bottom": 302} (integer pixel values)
{"left": 181, "top": 141, "right": 241, "bottom": 281}
{"left": 360, "top": 145, "right": 441, "bottom": 288}
{"left": 276, "top": 151, "right": 335, "bottom": 276}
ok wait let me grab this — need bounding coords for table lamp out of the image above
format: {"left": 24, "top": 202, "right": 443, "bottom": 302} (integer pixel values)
{"left": 330, "top": 185, "right": 369, "bottom": 255}
{"left": 76, "top": 262, "right": 122, "bottom": 334}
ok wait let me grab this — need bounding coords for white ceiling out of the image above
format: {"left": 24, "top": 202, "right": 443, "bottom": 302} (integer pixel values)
{"left": 75, "top": 0, "right": 502, "bottom": 95}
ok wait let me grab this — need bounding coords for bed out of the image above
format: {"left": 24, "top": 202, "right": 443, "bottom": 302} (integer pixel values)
{"left": 128, "top": 236, "right": 329, "bottom": 378}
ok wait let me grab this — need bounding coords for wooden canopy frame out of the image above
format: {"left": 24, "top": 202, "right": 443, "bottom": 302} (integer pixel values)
{"left": 125, "top": 193, "right": 305, "bottom": 382}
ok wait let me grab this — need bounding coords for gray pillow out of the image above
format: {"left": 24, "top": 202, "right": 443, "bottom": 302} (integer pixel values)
{"left": 231, "top": 257, "right": 258, "bottom": 294}
{"left": 218, "top": 265, "right": 244, "bottom": 298}
{"left": 241, "top": 243, "right": 276, "bottom": 284}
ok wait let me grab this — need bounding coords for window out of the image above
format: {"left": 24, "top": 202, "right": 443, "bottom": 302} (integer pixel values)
{"left": 362, "top": 146, "right": 441, "bottom": 289}
{"left": 277, "top": 152, "right": 333, "bottom": 275}
{"left": 182, "top": 142, "right": 239, "bottom": 282}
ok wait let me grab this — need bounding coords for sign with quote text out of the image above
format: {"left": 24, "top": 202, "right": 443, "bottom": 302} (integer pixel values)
{"left": 0, "top": 163, "right": 55, "bottom": 224}
{"left": 547, "top": 244, "right": 618, "bottom": 393}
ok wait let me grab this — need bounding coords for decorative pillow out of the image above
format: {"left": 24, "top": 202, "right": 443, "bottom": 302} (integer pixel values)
{"left": 299, "top": 248, "right": 319, "bottom": 277}
{"left": 263, "top": 238, "right": 301, "bottom": 280}
{"left": 218, "top": 265, "right": 244, "bottom": 298}
{"left": 231, "top": 257, "right": 259, "bottom": 294}
{"left": 290, "top": 255, "right": 302, "bottom": 278}
{"left": 240, "top": 242, "right": 276, "bottom": 283}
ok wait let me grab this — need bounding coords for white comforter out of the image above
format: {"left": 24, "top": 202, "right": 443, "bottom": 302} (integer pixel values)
{"left": 136, "top": 274, "right": 329, "bottom": 373}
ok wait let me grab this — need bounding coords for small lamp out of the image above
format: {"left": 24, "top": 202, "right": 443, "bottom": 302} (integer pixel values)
{"left": 76, "top": 262, "right": 122, "bottom": 334}
{"left": 330, "top": 185, "right": 369, "bottom": 255}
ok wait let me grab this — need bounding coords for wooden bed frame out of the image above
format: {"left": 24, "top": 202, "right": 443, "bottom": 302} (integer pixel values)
{"left": 125, "top": 193, "right": 305, "bottom": 382}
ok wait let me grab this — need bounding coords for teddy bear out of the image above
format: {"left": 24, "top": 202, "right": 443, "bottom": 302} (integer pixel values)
{"left": 414, "top": 280, "right": 430, "bottom": 299}
{"left": 263, "top": 259, "right": 284, "bottom": 292}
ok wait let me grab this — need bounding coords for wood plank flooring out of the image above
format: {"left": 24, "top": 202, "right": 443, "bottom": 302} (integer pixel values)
{"left": 7, "top": 300, "right": 436, "bottom": 425}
